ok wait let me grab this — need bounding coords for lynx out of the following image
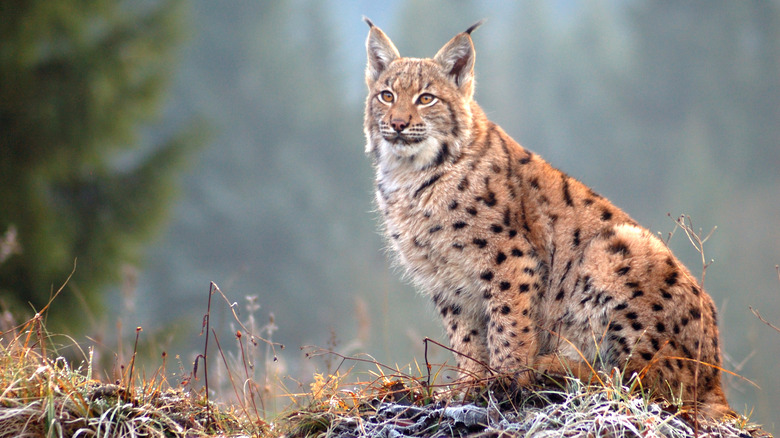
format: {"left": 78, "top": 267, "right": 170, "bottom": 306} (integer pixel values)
{"left": 363, "top": 19, "right": 730, "bottom": 418}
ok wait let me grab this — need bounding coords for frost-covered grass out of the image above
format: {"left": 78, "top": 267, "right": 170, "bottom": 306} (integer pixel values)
{"left": 275, "top": 363, "right": 768, "bottom": 438}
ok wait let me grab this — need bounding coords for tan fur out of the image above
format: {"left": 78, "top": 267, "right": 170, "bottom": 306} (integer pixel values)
{"left": 363, "top": 19, "right": 731, "bottom": 418}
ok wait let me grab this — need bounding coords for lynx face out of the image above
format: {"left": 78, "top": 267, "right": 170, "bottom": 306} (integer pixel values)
{"left": 364, "top": 20, "right": 479, "bottom": 170}
{"left": 363, "top": 18, "right": 731, "bottom": 419}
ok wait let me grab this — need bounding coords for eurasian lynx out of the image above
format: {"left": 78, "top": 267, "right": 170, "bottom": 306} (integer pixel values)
{"left": 363, "top": 19, "right": 730, "bottom": 418}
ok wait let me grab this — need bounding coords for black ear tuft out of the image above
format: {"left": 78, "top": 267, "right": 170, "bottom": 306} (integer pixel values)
{"left": 465, "top": 19, "right": 486, "bottom": 35}
{"left": 363, "top": 16, "right": 374, "bottom": 28}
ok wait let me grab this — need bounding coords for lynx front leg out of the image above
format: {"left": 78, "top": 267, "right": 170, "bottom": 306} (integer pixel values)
{"left": 482, "top": 282, "right": 540, "bottom": 385}
{"left": 438, "top": 302, "right": 491, "bottom": 381}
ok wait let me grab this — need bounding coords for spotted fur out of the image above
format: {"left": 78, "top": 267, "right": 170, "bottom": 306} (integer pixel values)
{"left": 363, "top": 19, "right": 730, "bottom": 418}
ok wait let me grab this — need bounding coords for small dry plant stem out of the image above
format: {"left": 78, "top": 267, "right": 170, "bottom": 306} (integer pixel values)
{"left": 750, "top": 265, "right": 780, "bottom": 334}
{"left": 194, "top": 282, "right": 216, "bottom": 423}
{"left": 211, "top": 328, "right": 254, "bottom": 422}
{"left": 124, "top": 326, "right": 142, "bottom": 399}
{"left": 670, "top": 214, "right": 716, "bottom": 432}
{"left": 423, "top": 337, "right": 495, "bottom": 379}
{"left": 236, "top": 330, "right": 262, "bottom": 418}
{"left": 424, "top": 337, "right": 432, "bottom": 388}
{"left": 195, "top": 282, "right": 283, "bottom": 426}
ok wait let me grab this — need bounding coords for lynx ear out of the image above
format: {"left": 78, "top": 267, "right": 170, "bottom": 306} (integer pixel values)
{"left": 434, "top": 20, "right": 484, "bottom": 96}
{"left": 364, "top": 18, "right": 400, "bottom": 83}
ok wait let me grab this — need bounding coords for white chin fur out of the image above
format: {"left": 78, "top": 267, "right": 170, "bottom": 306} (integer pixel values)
{"left": 381, "top": 137, "right": 442, "bottom": 170}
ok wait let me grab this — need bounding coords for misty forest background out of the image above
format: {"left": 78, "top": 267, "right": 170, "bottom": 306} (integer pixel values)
{"left": 1, "top": 0, "right": 778, "bottom": 430}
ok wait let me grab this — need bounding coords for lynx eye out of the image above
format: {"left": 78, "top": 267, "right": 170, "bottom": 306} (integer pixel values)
{"left": 417, "top": 93, "right": 436, "bottom": 105}
{"left": 379, "top": 91, "right": 394, "bottom": 103}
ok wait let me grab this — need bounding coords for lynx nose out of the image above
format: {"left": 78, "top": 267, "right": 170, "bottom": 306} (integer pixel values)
{"left": 390, "top": 118, "right": 409, "bottom": 133}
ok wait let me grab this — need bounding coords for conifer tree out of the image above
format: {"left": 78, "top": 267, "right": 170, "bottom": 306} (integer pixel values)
{"left": 0, "top": 0, "right": 196, "bottom": 331}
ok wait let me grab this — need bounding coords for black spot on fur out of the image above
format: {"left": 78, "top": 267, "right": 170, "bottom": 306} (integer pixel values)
{"left": 500, "top": 305, "right": 511, "bottom": 315}
{"left": 491, "top": 224, "right": 504, "bottom": 233}
{"left": 660, "top": 289, "right": 673, "bottom": 300}
{"left": 582, "top": 276, "right": 592, "bottom": 293}
{"left": 457, "top": 176, "right": 469, "bottom": 191}
{"left": 631, "top": 290, "right": 644, "bottom": 299}
{"left": 466, "top": 206, "right": 478, "bottom": 216}
{"left": 664, "top": 271, "right": 678, "bottom": 286}
{"left": 448, "top": 200, "right": 459, "bottom": 210}
{"left": 640, "top": 351, "right": 653, "bottom": 361}
{"left": 614, "top": 302, "right": 629, "bottom": 311}
{"left": 631, "top": 321, "right": 644, "bottom": 331}
{"left": 601, "top": 209, "right": 613, "bottom": 221}
{"left": 473, "top": 238, "right": 488, "bottom": 248}
{"left": 608, "top": 322, "right": 623, "bottom": 332}
{"left": 656, "top": 322, "right": 666, "bottom": 333}
{"left": 451, "top": 305, "right": 461, "bottom": 315}
{"left": 616, "top": 266, "right": 630, "bottom": 276}
{"left": 429, "top": 225, "right": 443, "bottom": 233}
{"left": 625, "top": 312, "right": 638, "bottom": 320}
{"left": 452, "top": 243, "right": 465, "bottom": 250}
{"left": 529, "top": 178, "right": 540, "bottom": 189}
{"left": 608, "top": 240, "right": 630, "bottom": 256}
{"left": 483, "top": 290, "right": 492, "bottom": 299}
{"left": 477, "top": 192, "right": 497, "bottom": 207}
{"left": 496, "top": 252, "right": 507, "bottom": 265}
{"left": 508, "top": 229, "right": 517, "bottom": 238}
{"left": 652, "top": 303, "right": 663, "bottom": 312}
{"left": 561, "top": 174, "right": 574, "bottom": 207}
{"left": 555, "top": 289, "right": 565, "bottom": 300}
{"left": 572, "top": 229, "right": 581, "bottom": 248}
{"left": 511, "top": 248, "right": 523, "bottom": 257}
{"left": 689, "top": 308, "right": 702, "bottom": 320}
{"left": 518, "top": 284, "right": 530, "bottom": 293}
{"left": 413, "top": 174, "right": 441, "bottom": 198}
{"left": 499, "top": 281, "right": 511, "bottom": 291}
{"left": 452, "top": 221, "right": 468, "bottom": 229}
{"left": 690, "top": 285, "right": 701, "bottom": 296}
{"left": 480, "top": 271, "right": 494, "bottom": 281}
{"left": 431, "top": 142, "right": 450, "bottom": 167}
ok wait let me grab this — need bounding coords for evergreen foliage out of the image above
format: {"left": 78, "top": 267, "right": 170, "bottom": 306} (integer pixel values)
{"left": 0, "top": 0, "right": 196, "bottom": 331}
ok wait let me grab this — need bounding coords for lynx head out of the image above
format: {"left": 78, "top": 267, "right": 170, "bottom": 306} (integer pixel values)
{"left": 363, "top": 18, "right": 484, "bottom": 170}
